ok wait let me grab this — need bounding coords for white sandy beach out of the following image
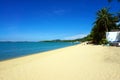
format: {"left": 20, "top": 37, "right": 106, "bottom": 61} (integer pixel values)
{"left": 0, "top": 44, "right": 120, "bottom": 80}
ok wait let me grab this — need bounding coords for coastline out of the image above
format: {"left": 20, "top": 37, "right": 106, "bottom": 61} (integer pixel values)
{"left": 0, "top": 44, "right": 120, "bottom": 80}
{"left": 0, "top": 42, "right": 78, "bottom": 61}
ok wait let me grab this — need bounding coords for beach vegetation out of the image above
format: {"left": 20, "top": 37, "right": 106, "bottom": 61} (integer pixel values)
{"left": 108, "top": 0, "right": 120, "bottom": 3}
{"left": 81, "top": 7, "right": 120, "bottom": 44}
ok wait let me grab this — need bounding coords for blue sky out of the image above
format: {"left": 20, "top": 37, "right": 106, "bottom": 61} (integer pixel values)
{"left": 0, "top": 0, "right": 120, "bottom": 41}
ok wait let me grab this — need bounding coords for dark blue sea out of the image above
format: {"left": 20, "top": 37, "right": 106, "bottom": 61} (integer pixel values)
{"left": 0, "top": 42, "right": 79, "bottom": 61}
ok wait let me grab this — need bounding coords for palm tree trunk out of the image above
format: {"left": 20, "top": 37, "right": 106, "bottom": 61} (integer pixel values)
{"left": 105, "top": 21, "right": 108, "bottom": 32}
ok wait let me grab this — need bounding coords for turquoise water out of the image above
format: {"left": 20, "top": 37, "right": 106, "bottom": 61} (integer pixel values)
{"left": 0, "top": 42, "right": 79, "bottom": 61}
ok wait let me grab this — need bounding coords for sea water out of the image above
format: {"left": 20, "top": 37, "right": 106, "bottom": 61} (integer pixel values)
{"left": 0, "top": 42, "right": 79, "bottom": 61}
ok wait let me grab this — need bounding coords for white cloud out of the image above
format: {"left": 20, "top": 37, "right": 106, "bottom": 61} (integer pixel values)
{"left": 63, "top": 34, "right": 87, "bottom": 40}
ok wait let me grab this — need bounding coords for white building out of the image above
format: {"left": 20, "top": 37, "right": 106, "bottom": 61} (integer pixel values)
{"left": 106, "top": 31, "right": 120, "bottom": 42}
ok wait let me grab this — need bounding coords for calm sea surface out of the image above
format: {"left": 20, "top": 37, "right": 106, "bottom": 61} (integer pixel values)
{"left": 0, "top": 42, "right": 79, "bottom": 61}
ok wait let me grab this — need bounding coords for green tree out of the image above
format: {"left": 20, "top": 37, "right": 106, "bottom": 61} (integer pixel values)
{"left": 108, "top": 0, "right": 120, "bottom": 2}
{"left": 96, "top": 8, "right": 118, "bottom": 32}
{"left": 91, "top": 8, "right": 119, "bottom": 44}
{"left": 108, "top": 0, "right": 120, "bottom": 28}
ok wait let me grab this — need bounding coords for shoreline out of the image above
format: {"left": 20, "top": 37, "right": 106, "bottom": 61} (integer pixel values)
{"left": 0, "top": 44, "right": 80, "bottom": 70}
{"left": 0, "top": 44, "right": 120, "bottom": 80}
{"left": 0, "top": 43, "right": 79, "bottom": 61}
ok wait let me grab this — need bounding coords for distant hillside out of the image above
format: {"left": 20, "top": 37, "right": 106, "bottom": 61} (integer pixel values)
{"left": 41, "top": 36, "right": 91, "bottom": 42}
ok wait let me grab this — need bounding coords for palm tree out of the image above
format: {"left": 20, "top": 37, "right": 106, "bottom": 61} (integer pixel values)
{"left": 95, "top": 8, "right": 117, "bottom": 32}
{"left": 108, "top": 0, "right": 120, "bottom": 29}
{"left": 91, "top": 8, "right": 119, "bottom": 44}
{"left": 108, "top": 0, "right": 120, "bottom": 2}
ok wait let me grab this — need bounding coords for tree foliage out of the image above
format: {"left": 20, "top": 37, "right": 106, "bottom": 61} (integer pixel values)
{"left": 108, "top": 0, "right": 120, "bottom": 2}
{"left": 89, "top": 8, "right": 119, "bottom": 44}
